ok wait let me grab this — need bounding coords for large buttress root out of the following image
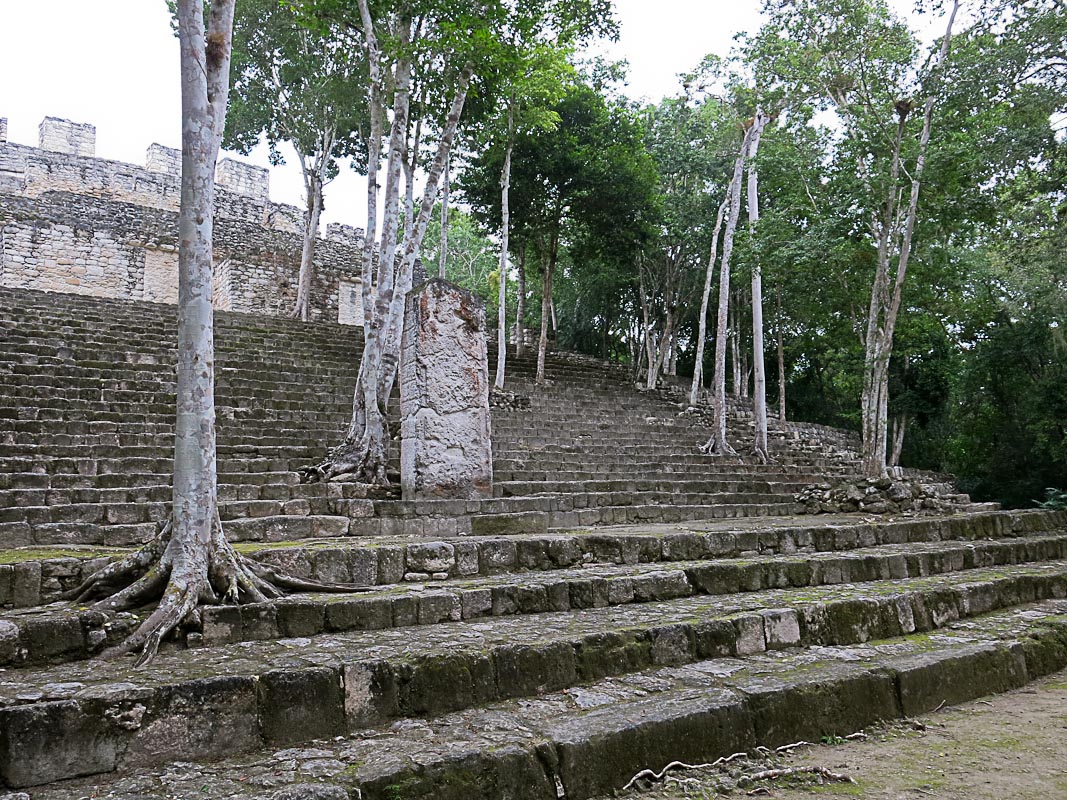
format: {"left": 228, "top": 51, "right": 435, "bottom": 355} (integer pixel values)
{"left": 699, "top": 435, "right": 738, "bottom": 457}
{"left": 300, "top": 421, "right": 390, "bottom": 485}
{"left": 64, "top": 509, "right": 369, "bottom": 666}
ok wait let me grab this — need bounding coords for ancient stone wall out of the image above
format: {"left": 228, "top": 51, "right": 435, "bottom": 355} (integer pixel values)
{"left": 0, "top": 115, "right": 364, "bottom": 323}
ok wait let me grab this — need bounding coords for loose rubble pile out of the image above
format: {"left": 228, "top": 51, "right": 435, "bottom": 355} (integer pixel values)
{"left": 796, "top": 477, "right": 971, "bottom": 515}
{"left": 489, "top": 388, "right": 531, "bottom": 410}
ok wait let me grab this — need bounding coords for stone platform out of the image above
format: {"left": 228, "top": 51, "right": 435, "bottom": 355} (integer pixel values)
{"left": 2, "top": 287, "right": 1057, "bottom": 797}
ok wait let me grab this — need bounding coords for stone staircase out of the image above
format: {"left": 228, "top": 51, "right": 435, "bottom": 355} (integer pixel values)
{"left": 0, "top": 288, "right": 872, "bottom": 553}
{"left": 3, "top": 287, "right": 1067, "bottom": 798}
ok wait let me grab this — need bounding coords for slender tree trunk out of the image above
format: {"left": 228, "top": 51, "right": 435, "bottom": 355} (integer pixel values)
{"left": 747, "top": 108, "right": 771, "bottom": 462}
{"left": 730, "top": 308, "right": 741, "bottom": 399}
{"left": 536, "top": 246, "right": 556, "bottom": 384}
{"left": 515, "top": 243, "right": 526, "bottom": 356}
{"left": 358, "top": 0, "right": 382, "bottom": 335}
{"left": 293, "top": 170, "right": 323, "bottom": 321}
{"left": 402, "top": 99, "right": 424, "bottom": 245}
{"left": 776, "top": 289, "right": 787, "bottom": 431}
{"left": 66, "top": 4, "right": 373, "bottom": 661}
{"left": 890, "top": 414, "right": 908, "bottom": 467}
{"left": 139, "top": 0, "right": 238, "bottom": 666}
{"left": 638, "top": 261, "right": 656, "bottom": 387}
{"left": 860, "top": 0, "right": 958, "bottom": 478}
{"left": 305, "top": 5, "right": 474, "bottom": 483}
{"left": 439, "top": 154, "right": 450, "bottom": 278}
{"left": 63, "top": 0, "right": 342, "bottom": 665}
{"left": 704, "top": 127, "right": 752, "bottom": 455}
{"left": 690, "top": 195, "right": 729, "bottom": 406}
{"left": 494, "top": 99, "right": 515, "bottom": 390}
{"left": 647, "top": 309, "right": 674, "bottom": 390}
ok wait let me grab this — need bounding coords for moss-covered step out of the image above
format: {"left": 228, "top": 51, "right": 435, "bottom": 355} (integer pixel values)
{"left": 3, "top": 561, "right": 1067, "bottom": 786}
{"left": 7, "top": 529, "right": 1067, "bottom": 666}
{"left": 24, "top": 599, "right": 1067, "bottom": 799}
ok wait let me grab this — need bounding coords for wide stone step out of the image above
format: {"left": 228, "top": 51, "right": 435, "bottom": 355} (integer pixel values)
{"left": 493, "top": 478, "right": 817, "bottom": 497}
{"left": 3, "top": 561, "right": 1067, "bottom": 788}
{"left": 27, "top": 598, "right": 1067, "bottom": 799}
{"left": 6, "top": 509, "right": 1059, "bottom": 607}
{"left": 8, "top": 526, "right": 1067, "bottom": 667}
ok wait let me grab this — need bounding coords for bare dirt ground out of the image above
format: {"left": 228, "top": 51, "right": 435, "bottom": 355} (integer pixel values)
{"left": 610, "top": 668, "right": 1067, "bottom": 800}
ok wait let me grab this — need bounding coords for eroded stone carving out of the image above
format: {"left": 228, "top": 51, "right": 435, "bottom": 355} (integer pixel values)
{"left": 400, "top": 279, "right": 492, "bottom": 502}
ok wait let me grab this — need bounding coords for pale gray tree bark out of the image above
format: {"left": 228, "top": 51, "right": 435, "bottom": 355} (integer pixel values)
{"left": 702, "top": 125, "right": 753, "bottom": 455}
{"left": 890, "top": 413, "right": 908, "bottom": 467}
{"left": 439, "top": 154, "right": 450, "bottom": 278}
{"left": 515, "top": 244, "right": 526, "bottom": 356}
{"left": 860, "top": 0, "right": 959, "bottom": 478}
{"left": 65, "top": 0, "right": 358, "bottom": 665}
{"left": 494, "top": 96, "right": 515, "bottom": 390}
{"left": 689, "top": 195, "right": 729, "bottom": 406}
{"left": 292, "top": 134, "right": 332, "bottom": 321}
{"left": 535, "top": 221, "right": 560, "bottom": 384}
{"left": 304, "top": 3, "right": 475, "bottom": 482}
{"left": 747, "top": 107, "right": 771, "bottom": 463}
{"left": 776, "top": 289, "right": 787, "bottom": 430}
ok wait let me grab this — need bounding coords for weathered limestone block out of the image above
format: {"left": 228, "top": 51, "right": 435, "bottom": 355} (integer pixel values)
{"left": 38, "top": 117, "right": 95, "bottom": 157}
{"left": 145, "top": 144, "right": 180, "bottom": 175}
{"left": 215, "top": 158, "right": 269, "bottom": 202}
{"left": 400, "top": 279, "right": 492, "bottom": 502}
{"left": 0, "top": 116, "right": 366, "bottom": 320}
{"left": 326, "top": 222, "right": 364, "bottom": 245}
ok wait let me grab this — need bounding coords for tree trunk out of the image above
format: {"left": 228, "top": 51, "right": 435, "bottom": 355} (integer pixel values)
{"left": 747, "top": 107, "right": 771, "bottom": 463}
{"left": 890, "top": 413, "right": 908, "bottom": 467}
{"left": 860, "top": 0, "right": 958, "bottom": 479}
{"left": 439, "top": 154, "right": 450, "bottom": 278}
{"left": 689, "top": 195, "right": 729, "bottom": 406}
{"left": 303, "top": 6, "right": 474, "bottom": 483}
{"left": 647, "top": 308, "right": 674, "bottom": 390}
{"left": 536, "top": 253, "right": 555, "bottom": 384}
{"left": 402, "top": 98, "right": 424, "bottom": 245}
{"left": 292, "top": 170, "right": 323, "bottom": 322}
{"left": 494, "top": 99, "right": 514, "bottom": 390}
{"left": 515, "top": 243, "right": 526, "bottom": 356}
{"left": 703, "top": 127, "right": 752, "bottom": 456}
{"left": 63, "top": 0, "right": 363, "bottom": 665}
{"left": 638, "top": 261, "right": 656, "bottom": 387}
{"left": 776, "top": 289, "right": 787, "bottom": 431}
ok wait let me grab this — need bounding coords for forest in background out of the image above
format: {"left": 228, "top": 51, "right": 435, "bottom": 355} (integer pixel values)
{"left": 226, "top": 0, "right": 1066, "bottom": 507}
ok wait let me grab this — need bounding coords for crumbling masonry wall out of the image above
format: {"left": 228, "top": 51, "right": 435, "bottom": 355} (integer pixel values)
{"left": 0, "top": 115, "right": 365, "bottom": 322}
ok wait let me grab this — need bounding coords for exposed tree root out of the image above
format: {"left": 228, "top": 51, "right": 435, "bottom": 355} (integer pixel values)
{"left": 300, "top": 429, "right": 390, "bottom": 485}
{"left": 622, "top": 742, "right": 855, "bottom": 795}
{"left": 624, "top": 754, "right": 747, "bottom": 791}
{"left": 63, "top": 509, "right": 370, "bottom": 666}
{"left": 740, "top": 765, "right": 855, "bottom": 787}
{"left": 752, "top": 444, "right": 773, "bottom": 465}
{"left": 699, "top": 435, "right": 738, "bottom": 457}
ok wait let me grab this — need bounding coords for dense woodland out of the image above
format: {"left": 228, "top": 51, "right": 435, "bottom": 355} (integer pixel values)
{"left": 224, "top": 0, "right": 1065, "bottom": 507}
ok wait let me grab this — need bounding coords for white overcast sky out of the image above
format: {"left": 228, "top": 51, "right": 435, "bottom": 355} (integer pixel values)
{"left": 0, "top": 0, "right": 926, "bottom": 226}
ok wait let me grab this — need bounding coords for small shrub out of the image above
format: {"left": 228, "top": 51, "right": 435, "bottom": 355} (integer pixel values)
{"left": 1037, "top": 488, "right": 1067, "bottom": 510}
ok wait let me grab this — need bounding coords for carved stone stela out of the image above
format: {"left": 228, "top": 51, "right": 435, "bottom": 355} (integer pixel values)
{"left": 400, "top": 279, "right": 493, "bottom": 502}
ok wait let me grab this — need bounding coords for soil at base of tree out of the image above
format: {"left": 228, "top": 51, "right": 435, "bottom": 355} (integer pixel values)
{"left": 608, "top": 668, "right": 1067, "bottom": 800}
